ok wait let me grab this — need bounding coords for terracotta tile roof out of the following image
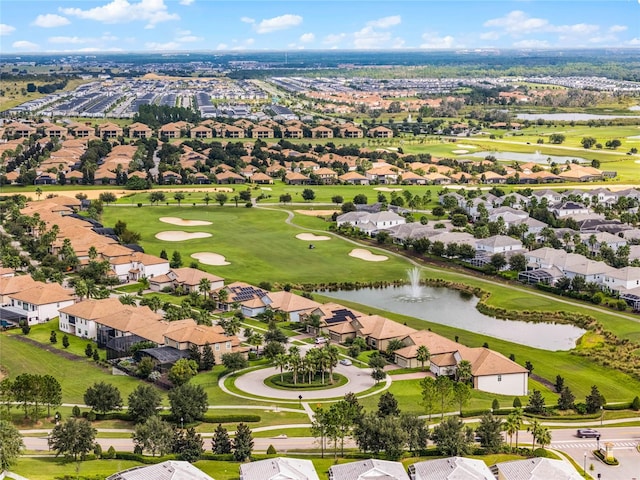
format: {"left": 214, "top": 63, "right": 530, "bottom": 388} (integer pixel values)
{"left": 463, "top": 347, "right": 528, "bottom": 376}
{"left": 9, "top": 282, "right": 75, "bottom": 305}
{"left": 165, "top": 324, "right": 234, "bottom": 346}
{"left": 0, "top": 275, "right": 38, "bottom": 296}
{"left": 268, "top": 291, "right": 322, "bottom": 313}
{"left": 354, "top": 315, "right": 416, "bottom": 340}
{"left": 170, "top": 267, "right": 223, "bottom": 287}
{"left": 94, "top": 305, "right": 162, "bottom": 334}
{"left": 59, "top": 297, "right": 127, "bottom": 319}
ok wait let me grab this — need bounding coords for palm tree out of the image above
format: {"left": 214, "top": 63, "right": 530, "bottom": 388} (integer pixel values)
{"left": 537, "top": 426, "right": 551, "bottom": 450}
{"left": 416, "top": 345, "right": 430, "bottom": 371}
{"left": 511, "top": 407, "right": 523, "bottom": 450}
{"left": 198, "top": 278, "right": 212, "bottom": 299}
{"left": 504, "top": 411, "right": 520, "bottom": 451}
{"left": 455, "top": 360, "right": 473, "bottom": 384}
{"left": 274, "top": 353, "right": 288, "bottom": 382}
{"left": 527, "top": 418, "right": 541, "bottom": 452}
{"left": 119, "top": 294, "right": 137, "bottom": 306}
{"left": 216, "top": 288, "right": 229, "bottom": 310}
{"left": 324, "top": 344, "right": 339, "bottom": 384}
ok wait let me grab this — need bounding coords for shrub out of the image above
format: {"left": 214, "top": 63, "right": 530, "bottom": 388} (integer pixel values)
{"left": 103, "top": 446, "right": 116, "bottom": 459}
{"left": 202, "top": 414, "right": 261, "bottom": 424}
{"left": 266, "top": 444, "right": 277, "bottom": 455}
{"left": 94, "top": 444, "right": 102, "bottom": 458}
{"left": 632, "top": 396, "right": 640, "bottom": 411}
{"left": 72, "top": 405, "right": 81, "bottom": 417}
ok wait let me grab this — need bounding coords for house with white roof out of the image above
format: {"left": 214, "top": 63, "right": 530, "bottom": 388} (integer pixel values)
{"left": 532, "top": 189, "right": 562, "bottom": 204}
{"left": 409, "top": 457, "right": 494, "bottom": 480}
{"left": 329, "top": 459, "right": 409, "bottom": 480}
{"left": 603, "top": 266, "right": 640, "bottom": 293}
{"left": 336, "top": 211, "right": 406, "bottom": 236}
{"left": 494, "top": 458, "right": 582, "bottom": 480}
{"left": 476, "top": 235, "right": 524, "bottom": 254}
{"left": 107, "top": 460, "right": 214, "bottom": 480}
{"left": 240, "top": 457, "right": 319, "bottom": 480}
{"left": 579, "top": 231, "right": 627, "bottom": 252}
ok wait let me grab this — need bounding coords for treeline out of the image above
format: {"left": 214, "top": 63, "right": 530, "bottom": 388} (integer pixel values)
{"left": 26, "top": 79, "right": 68, "bottom": 95}
{"left": 133, "top": 105, "right": 201, "bottom": 129}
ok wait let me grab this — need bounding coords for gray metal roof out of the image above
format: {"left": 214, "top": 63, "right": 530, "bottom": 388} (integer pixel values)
{"left": 409, "top": 457, "right": 494, "bottom": 480}
{"left": 329, "top": 459, "right": 409, "bottom": 480}
{"left": 106, "top": 461, "right": 215, "bottom": 480}
{"left": 239, "top": 457, "right": 319, "bottom": 480}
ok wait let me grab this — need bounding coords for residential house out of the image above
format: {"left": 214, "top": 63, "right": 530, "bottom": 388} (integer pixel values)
{"left": 393, "top": 330, "right": 461, "bottom": 369}
{"left": 553, "top": 202, "right": 591, "bottom": 218}
{"left": 339, "top": 171, "right": 369, "bottom": 185}
{"left": 399, "top": 171, "right": 427, "bottom": 185}
{"left": 336, "top": 211, "right": 406, "bottom": 236}
{"left": 251, "top": 125, "right": 274, "bottom": 139}
{"left": 240, "top": 457, "right": 319, "bottom": 480}
{"left": 367, "top": 125, "right": 394, "bottom": 138}
{"left": 107, "top": 460, "right": 215, "bottom": 480}
{"left": 190, "top": 125, "right": 213, "bottom": 139}
{"left": 409, "top": 457, "right": 494, "bottom": 480}
{"left": 467, "top": 347, "right": 529, "bottom": 396}
{"left": 283, "top": 126, "right": 303, "bottom": 139}
{"left": 216, "top": 171, "right": 246, "bottom": 184}
{"left": 44, "top": 125, "right": 68, "bottom": 138}
{"left": 314, "top": 167, "right": 339, "bottom": 184}
{"left": 213, "top": 282, "right": 271, "bottom": 317}
{"left": 0, "top": 275, "right": 38, "bottom": 305}
{"left": 284, "top": 172, "right": 310, "bottom": 185}
{"left": 59, "top": 297, "right": 129, "bottom": 340}
{"left": 7, "top": 282, "right": 75, "bottom": 325}
{"left": 366, "top": 165, "right": 399, "bottom": 184}
{"left": 301, "top": 302, "right": 364, "bottom": 337}
{"left": 150, "top": 267, "right": 224, "bottom": 293}
{"left": 223, "top": 125, "right": 245, "bottom": 138}
{"left": 250, "top": 172, "right": 274, "bottom": 184}
{"left": 476, "top": 235, "right": 524, "bottom": 255}
{"left": 128, "top": 122, "right": 153, "bottom": 139}
{"left": 107, "top": 251, "right": 170, "bottom": 283}
{"left": 532, "top": 189, "right": 562, "bottom": 205}
{"left": 579, "top": 231, "right": 627, "bottom": 252}
{"left": 329, "top": 459, "right": 409, "bottom": 480}
{"left": 311, "top": 125, "right": 334, "bottom": 139}
{"left": 339, "top": 124, "right": 364, "bottom": 138}
{"left": 351, "top": 315, "right": 416, "bottom": 351}
{"left": 494, "top": 458, "right": 583, "bottom": 480}
{"left": 159, "top": 123, "right": 182, "bottom": 139}
{"left": 603, "top": 266, "right": 640, "bottom": 293}
{"left": 267, "top": 291, "right": 322, "bottom": 322}
{"left": 98, "top": 123, "right": 123, "bottom": 139}
{"left": 163, "top": 323, "right": 243, "bottom": 364}
{"left": 70, "top": 123, "right": 95, "bottom": 138}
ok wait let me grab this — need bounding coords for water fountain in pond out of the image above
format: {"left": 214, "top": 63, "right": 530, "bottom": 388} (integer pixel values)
{"left": 404, "top": 267, "right": 425, "bottom": 301}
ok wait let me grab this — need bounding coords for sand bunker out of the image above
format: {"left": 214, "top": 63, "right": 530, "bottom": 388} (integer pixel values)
{"left": 159, "top": 217, "right": 212, "bottom": 226}
{"left": 374, "top": 187, "right": 403, "bottom": 192}
{"left": 296, "top": 233, "right": 331, "bottom": 241}
{"left": 191, "top": 252, "right": 230, "bottom": 266}
{"left": 456, "top": 144, "right": 477, "bottom": 149}
{"left": 155, "top": 231, "right": 212, "bottom": 241}
{"left": 348, "top": 248, "right": 388, "bottom": 262}
{"left": 452, "top": 150, "right": 469, "bottom": 154}
{"left": 635, "top": 160, "right": 640, "bottom": 164}
{"left": 294, "top": 209, "right": 339, "bottom": 217}
{"left": 260, "top": 187, "right": 273, "bottom": 191}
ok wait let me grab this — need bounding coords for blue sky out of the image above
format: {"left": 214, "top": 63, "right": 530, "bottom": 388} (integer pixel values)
{"left": 1, "top": 0, "right": 638, "bottom": 53}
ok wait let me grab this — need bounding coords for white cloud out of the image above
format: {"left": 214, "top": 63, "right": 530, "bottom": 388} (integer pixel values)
{"left": 255, "top": 14, "right": 302, "bottom": 34}
{"left": 420, "top": 32, "right": 456, "bottom": 49}
{"left": 366, "top": 15, "right": 401, "bottom": 29}
{"left": 145, "top": 41, "right": 180, "bottom": 50}
{"left": 240, "top": 17, "right": 255, "bottom": 24}
{"left": 483, "top": 10, "right": 598, "bottom": 37}
{"left": 513, "top": 39, "right": 551, "bottom": 48}
{"left": 626, "top": 38, "right": 640, "bottom": 45}
{"left": 299, "top": 32, "right": 315, "bottom": 43}
{"left": 49, "top": 36, "right": 90, "bottom": 44}
{"left": 353, "top": 26, "right": 404, "bottom": 49}
{"left": 216, "top": 43, "right": 229, "bottom": 50}
{"left": 0, "top": 24, "right": 16, "bottom": 36}
{"left": 179, "top": 0, "right": 194, "bottom": 5}
{"left": 609, "top": 25, "right": 627, "bottom": 33}
{"left": 323, "top": 33, "right": 346, "bottom": 46}
{"left": 484, "top": 10, "right": 549, "bottom": 34}
{"left": 60, "top": 0, "right": 179, "bottom": 29}
{"left": 176, "top": 35, "right": 200, "bottom": 42}
{"left": 33, "top": 14, "right": 70, "bottom": 28}
{"left": 12, "top": 40, "right": 39, "bottom": 49}
{"left": 480, "top": 31, "right": 500, "bottom": 41}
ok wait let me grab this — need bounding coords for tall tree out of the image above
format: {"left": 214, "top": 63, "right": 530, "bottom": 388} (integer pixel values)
{"left": 377, "top": 392, "right": 400, "bottom": 417}
{"left": 476, "top": 413, "right": 503, "bottom": 453}
{"left": 232, "top": 423, "right": 254, "bottom": 462}
{"left": 416, "top": 345, "right": 430, "bottom": 370}
{"left": 132, "top": 416, "right": 174, "bottom": 457}
{"left": 431, "top": 416, "right": 474, "bottom": 457}
{"left": 168, "top": 359, "right": 199, "bottom": 386}
{"left": 452, "top": 382, "right": 472, "bottom": 414}
{"left": 127, "top": 384, "right": 162, "bottom": 423}
{"left": 455, "top": 360, "right": 473, "bottom": 384}
{"left": 212, "top": 424, "right": 232, "bottom": 454}
{"left": 84, "top": 382, "right": 123, "bottom": 415}
{"left": 434, "top": 375, "right": 453, "bottom": 419}
{"left": 41, "top": 375, "right": 62, "bottom": 418}
{"left": 173, "top": 426, "right": 203, "bottom": 462}
{"left": 420, "top": 376, "right": 438, "bottom": 424}
{"left": 168, "top": 383, "right": 208, "bottom": 423}
{"left": 0, "top": 420, "right": 24, "bottom": 470}
{"left": 585, "top": 385, "right": 606, "bottom": 413}
{"left": 48, "top": 418, "right": 96, "bottom": 461}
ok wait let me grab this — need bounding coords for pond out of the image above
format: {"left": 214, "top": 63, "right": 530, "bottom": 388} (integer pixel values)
{"left": 465, "top": 150, "right": 587, "bottom": 165}
{"left": 516, "top": 113, "right": 640, "bottom": 121}
{"left": 319, "top": 285, "right": 585, "bottom": 351}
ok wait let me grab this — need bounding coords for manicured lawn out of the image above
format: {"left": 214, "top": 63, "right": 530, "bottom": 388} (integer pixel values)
{"left": 100, "top": 205, "right": 411, "bottom": 285}
{"left": 10, "top": 458, "right": 143, "bottom": 480}
{"left": 0, "top": 332, "right": 144, "bottom": 404}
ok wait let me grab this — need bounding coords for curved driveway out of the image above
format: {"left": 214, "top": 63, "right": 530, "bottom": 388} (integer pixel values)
{"left": 234, "top": 362, "right": 377, "bottom": 400}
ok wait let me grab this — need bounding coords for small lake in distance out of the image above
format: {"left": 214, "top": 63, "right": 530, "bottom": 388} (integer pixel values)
{"left": 319, "top": 285, "right": 585, "bottom": 351}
